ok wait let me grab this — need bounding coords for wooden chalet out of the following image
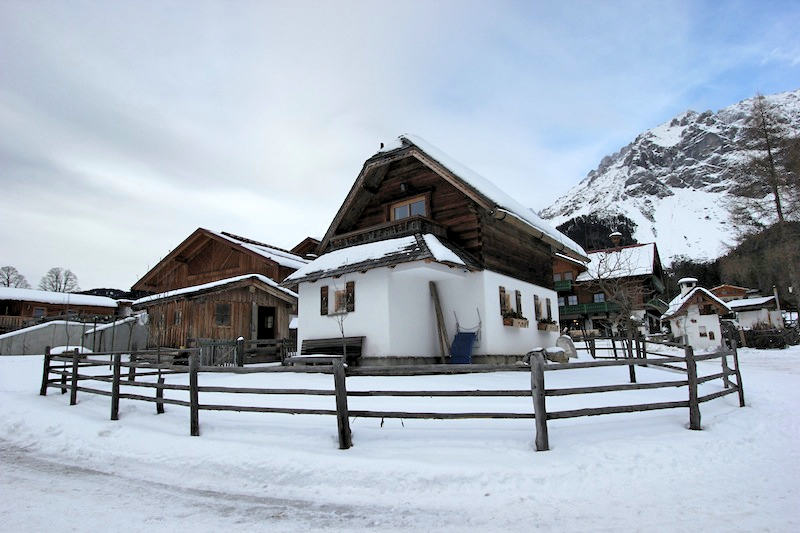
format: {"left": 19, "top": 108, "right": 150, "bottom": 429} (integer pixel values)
{"left": 0, "top": 287, "right": 119, "bottom": 334}
{"left": 554, "top": 242, "right": 667, "bottom": 336}
{"left": 285, "top": 134, "right": 588, "bottom": 364}
{"left": 131, "top": 228, "right": 308, "bottom": 349}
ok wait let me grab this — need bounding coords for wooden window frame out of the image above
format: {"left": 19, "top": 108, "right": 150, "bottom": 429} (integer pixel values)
{"left": 332, "top": 281, "right": 355, "bottom": 314}
{"left": 389, "top": 194, "right": 427, "bottom": 221}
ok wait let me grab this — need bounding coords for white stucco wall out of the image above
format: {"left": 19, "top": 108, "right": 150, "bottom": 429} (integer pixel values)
{"left": 296, "top": 261, "right": 560, "bottom": 359}
{"left": 669, "top": 306, "right": 724, "bottom": 351}
{"left": 736, "top": 309, "right": 784, "bottom": 329}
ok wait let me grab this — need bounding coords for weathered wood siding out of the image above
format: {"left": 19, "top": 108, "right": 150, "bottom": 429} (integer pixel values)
{"left": 135, "top": 238, "right": 286, "bottom": 293}
{"left": 141, "top": 285, "right": 295, "bottom": 348}
{"left": 334, "top": 157, "right": 483, "bottom": 255}
{"left": 331, "top": 155, "right": 554, "bottom": 286}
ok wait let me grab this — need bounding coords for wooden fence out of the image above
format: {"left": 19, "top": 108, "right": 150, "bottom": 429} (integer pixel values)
{"left": 39, "top": 339, "right": 745, "bottom": 452}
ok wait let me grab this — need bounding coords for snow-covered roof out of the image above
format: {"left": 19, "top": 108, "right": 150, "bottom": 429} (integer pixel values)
{"left": 726, "top": 296, "right": 776, "bottom": 310}
{"left": 576, "top": 243, "right": 657, "bottom": 282}
{"left": 0, "top": 287, "right": 118, "bottom": 308}
{"left": 212, "top": 231, "right": 309, "bottom": 270}
{"left": 285, "top": 233, "right": 474, "bottom": 284}
{"left": 376, "top": 135, "right": 588, "bottom": 261}
{"left": 661, "top": 286, "right": 731, "bottom": 320}
{"left": 132, "top": 274, "right": 297, "bottom": 306}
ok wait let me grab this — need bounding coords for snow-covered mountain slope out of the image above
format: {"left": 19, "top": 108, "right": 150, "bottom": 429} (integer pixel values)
{"left": 541, "top": 89, "right": 800, "bottom": 265}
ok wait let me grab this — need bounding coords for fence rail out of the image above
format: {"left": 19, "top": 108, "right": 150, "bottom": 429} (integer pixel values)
{"left": 39, "top": 338, "right": 745, "bottom": 452}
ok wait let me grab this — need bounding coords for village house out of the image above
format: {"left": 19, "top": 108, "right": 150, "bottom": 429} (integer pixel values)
{"left": 0, "top": 287, "right": 120, "bottom": 334}
{"left": 284, "top": 134, "right": 588, "bottom": 365}
{"left": 130, "top": 228, "right": 308, "bottom": 348}
{"left": 554, "top": 234, "right": 667, "bottom": 336}
{"left": 662, "top": 277, "right": 731, "bottom": 350}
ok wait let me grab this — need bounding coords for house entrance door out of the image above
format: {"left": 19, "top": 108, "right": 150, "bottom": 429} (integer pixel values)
{"left": 257, "top": 306, "right": 276, "bottom": 339}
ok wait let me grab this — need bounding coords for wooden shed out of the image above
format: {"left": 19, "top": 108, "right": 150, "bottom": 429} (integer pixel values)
{"left": 131, "top": 274, "right": 298, "bottom": 349}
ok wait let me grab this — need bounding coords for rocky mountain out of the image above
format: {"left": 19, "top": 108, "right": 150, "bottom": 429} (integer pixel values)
{"left": 540, "top": 89, "right": 800, "bottom": 265}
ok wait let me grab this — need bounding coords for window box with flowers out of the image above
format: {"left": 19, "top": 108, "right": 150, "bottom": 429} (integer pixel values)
{"left": 537, "top": 318, "right": 559, "bottom": 332}
{"left": 502, "top": 310, "right": 529, "bottom": 328}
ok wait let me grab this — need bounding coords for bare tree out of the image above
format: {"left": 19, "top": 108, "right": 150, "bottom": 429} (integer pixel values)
{"left": 0, "top": 266, "right": 31, "bottom": 288}
{"left": 729, "top": 93, "right": 800, "bottom": 232}
{"left": 39, "top": 267, "right": 80, "bottom": 292}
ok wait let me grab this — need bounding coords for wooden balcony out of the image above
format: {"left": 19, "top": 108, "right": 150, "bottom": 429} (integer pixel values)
{"left": 328, "top": 217, "right": 449, "bottom": 251}
{"left": 559, "top": 302, "right": 620, "bottom": 317}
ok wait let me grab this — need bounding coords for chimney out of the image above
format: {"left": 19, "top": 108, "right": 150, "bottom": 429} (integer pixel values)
{"left": 609, "top": 231, "right": 622, "bottom": 247}
{"left": 678, "top": 277, "right": 698, "bottom": 297}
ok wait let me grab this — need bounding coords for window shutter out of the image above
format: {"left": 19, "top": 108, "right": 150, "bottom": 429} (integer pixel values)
{"left": 345, "top": 281, "right": 355, "bottom": 312}
{"left": 546, "top": 298, "right": 553, "bottom": 321}
{"left": 515, "top": 290, "right": 522, "bottom": 315}
{"left": 534, "top": 295, "right": 542, "bottom": 321}
{"left": 320, "top": 286, "right": 329, "bottom": 315}
{"left": 499, "top": 286, "right": 507, "bottom": 314}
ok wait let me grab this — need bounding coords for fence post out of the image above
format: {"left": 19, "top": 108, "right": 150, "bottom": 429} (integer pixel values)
{"left": 529, "top": 350, "right": 549, "bottom": 451}
{"left": 128, "top": 354, "right": 137, "bottom": 382}
{"left": 69, "top": 348, "right": 80, "bottom": 405}
{"left": 332, "top": 358, "right": 352, "bottom": 449}
{"left": 626, "top": 333, "right": 637, "bottom": 383}
{"left": 40, "top": 346, "right": 52, "bottom": 396}
{"left": 685, "top": 346, "right": 701, "bottom": 430}
{"left": 236, "top": 337, "right": 245, "bottom": 367}
{"left": 731, "top": 341, "right": 745, "bottom": 407}
{"left": 156, "top": 376, "right": 165, "bottom": 414}
{"left": 111, "top": 352, "right": 121, "bottom": 420}
{"left": 189, "top": 352, "right": 200, "bottom": 436}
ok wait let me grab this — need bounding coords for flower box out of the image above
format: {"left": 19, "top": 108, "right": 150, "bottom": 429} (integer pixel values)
{"left": 537, "top": 322, "right": 559, "bottom": 332}
{"left": 513, "top": 318, "right": 529, "bottom": 328}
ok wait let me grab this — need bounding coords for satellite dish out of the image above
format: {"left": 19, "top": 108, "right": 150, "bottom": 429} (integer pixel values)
{"left": 137, "top": 313, "right": 149, "bottom": 326}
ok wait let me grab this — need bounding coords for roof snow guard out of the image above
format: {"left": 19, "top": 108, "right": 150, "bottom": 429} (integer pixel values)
{"left": 321, "top": 134, "right": 589, "bottom": 263}
{"left": 284, "top": 233, "right": 478, "bottom": 285}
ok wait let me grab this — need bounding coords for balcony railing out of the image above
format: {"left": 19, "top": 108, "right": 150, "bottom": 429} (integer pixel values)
{"left": 554, "top": 280, "right": 573, "bottom": 292}
{"left": 558, "top": 302, "right": 620, "bottom": 317}
{"left": 328, "top": 217, "right": 449, "bottom": 251}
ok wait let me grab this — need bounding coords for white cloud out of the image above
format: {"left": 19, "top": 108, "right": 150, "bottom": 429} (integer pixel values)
{"left": 1, "top": 0, "right": 799, "bottom": 288}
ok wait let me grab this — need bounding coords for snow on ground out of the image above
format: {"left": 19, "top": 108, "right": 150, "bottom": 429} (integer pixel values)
{"left": 1, "top": 346, "right": 798, "bottom": 532}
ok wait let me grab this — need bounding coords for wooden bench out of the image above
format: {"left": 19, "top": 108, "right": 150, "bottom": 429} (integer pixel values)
{"left": 286, "top": 336, "right": 364, "bottom": 366}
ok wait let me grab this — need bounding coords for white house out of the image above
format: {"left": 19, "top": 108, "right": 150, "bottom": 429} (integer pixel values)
{"left": 284, "top": 135, "right": 588, "bottom": 365}
{"left": 726, "top": 296, "right": 784, "bottom": 330}
{"left": 662, "top": 278, "right": 731, "bottom": 351}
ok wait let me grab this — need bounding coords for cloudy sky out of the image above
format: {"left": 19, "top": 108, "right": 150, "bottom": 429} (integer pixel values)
{"left": 2, "top": 0, "right": 799, "bottom": 291}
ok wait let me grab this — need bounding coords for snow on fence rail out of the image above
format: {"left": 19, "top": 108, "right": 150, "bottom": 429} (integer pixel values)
{"left": 39, "top": 341, "right": 745, "bottom": 452}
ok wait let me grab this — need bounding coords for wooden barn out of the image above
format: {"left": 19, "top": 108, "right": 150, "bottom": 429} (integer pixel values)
{"left": 132, "top": 228, "right": 309, "bottom": 294}
{"left": 130, "top": 229, "right": 309, "bottom": 349}
{"left": 131, "top": 274, "right": 298, "bottom": 349}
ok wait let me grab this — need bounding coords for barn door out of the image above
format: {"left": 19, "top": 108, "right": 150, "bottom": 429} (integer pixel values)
{"left": 257, "top": 306, "right": 276, "bottom": 340}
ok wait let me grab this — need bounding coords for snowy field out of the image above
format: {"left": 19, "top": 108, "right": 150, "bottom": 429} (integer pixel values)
{"left": 1, "top": 346, "right": 798, "bottom": 532}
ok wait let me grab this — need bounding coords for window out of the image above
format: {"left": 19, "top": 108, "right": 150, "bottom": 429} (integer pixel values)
{"left": 515, "top": 290, "right": 523, "bottom": 316}
{"left": 534, "top": 295, "right": 542, "bottom": 320}
{"left": 33, "top": 307, "right": 46, "bottom": 318}
{"left": 174, "top": 310, "right": 182, "bottom": 326}
{"left": 563, "top": 272, "right": 573, "bottom": 281}
{"left": 553, "top": 273, "right": 562, "bottom": 282}
{"left": 568, "top": 295, "right": 578, "bottom": 306}
{"left": 545, "top": 298, "right": 553, "bottom": 321}
{"left": 332, "top": 281, "right": 355, "bottom": 314}
{"left": 699, "top": 326, "right": 708, "bottom": 337}
{"left": 320, "top": 286, "right": 329, "bottom": 315}
{"left": 499, "top": 286, "right": 509, "bottom": 315}
{"left": 558, "top": 297, "right": 565, "bottom": 307}
{"left": 215, "top": 303, "right": 231, "bottom": 326}
{"left": 391, "top": 195, "right": 426, "bottom": 220}
{"left": 593, "top": 293, "right": 606, "bottom": 303}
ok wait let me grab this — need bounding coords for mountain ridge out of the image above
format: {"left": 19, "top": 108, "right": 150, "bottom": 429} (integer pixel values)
{"left": 541, "top": 89, "right": 800, "bottom": 264}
